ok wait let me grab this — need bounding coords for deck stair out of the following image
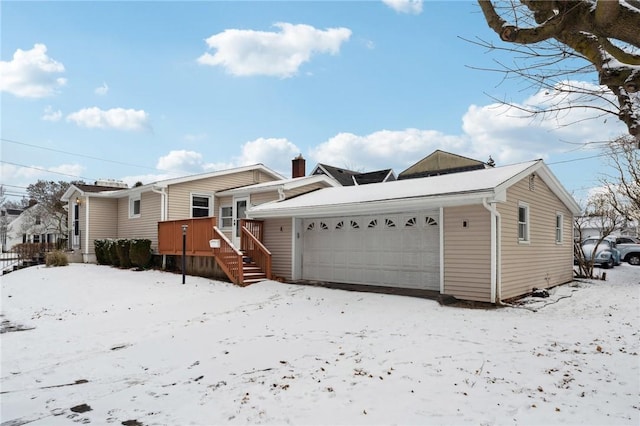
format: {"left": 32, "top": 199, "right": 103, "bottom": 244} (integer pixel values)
{"left": 241, "top": 253, "right": 267, "bottom": 285}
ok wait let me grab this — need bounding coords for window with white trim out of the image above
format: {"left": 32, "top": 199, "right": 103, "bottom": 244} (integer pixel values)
{"left": 518, "top": 202, "right": 529, "bottom": 242}
{"left": 555, "top": 213, "right": 563, "bottom": 243}
{"left": 191, "top": 194, "right": 212, "bottom": 218}
{"left": 220, "top": 206, "right": 233, "bottom": 228}
{"left": 129, "top": 195, "right": 141, "bottom": 218}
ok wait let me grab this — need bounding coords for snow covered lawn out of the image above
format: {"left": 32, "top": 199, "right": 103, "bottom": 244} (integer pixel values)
{"left": 1, "top": 263, "right": 638, "bottom": 425}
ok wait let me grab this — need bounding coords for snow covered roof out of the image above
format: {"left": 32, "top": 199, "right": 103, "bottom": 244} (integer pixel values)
{"left": 250, "top": 159, "right": 581, "bottom": 218}
{"left": 216, "top": 174, "right": 339, "bottom": 196}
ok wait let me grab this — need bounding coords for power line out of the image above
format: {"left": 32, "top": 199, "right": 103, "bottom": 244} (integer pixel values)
{"left": 0, "top": 160, "right": 93, "bottom": 181}
{"left": 1, "top": 137, "right": 178, "bottom": 174}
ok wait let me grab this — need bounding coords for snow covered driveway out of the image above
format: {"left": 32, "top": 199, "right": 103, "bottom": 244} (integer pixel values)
{"left": 1, "top": 263, "right": 638, "bottom": 425}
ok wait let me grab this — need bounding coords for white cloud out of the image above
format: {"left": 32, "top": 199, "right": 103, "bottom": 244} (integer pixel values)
{"left": 0, "top": 162, "right": 85, "bottom": 188}
{"left": 0, "top": 44, "right": 67, "bottom": 98}
{"left": 156, "top": 150, "right": 206, "bottom": 174}
{"left": 94, "top": 82, "right": 109, "bottom": 95}
{"left": 42, "top": 106, "right": 62, "bottom": 122}
{"left": 382, "top": 0, "right": 423, "bottom": 15}
{"left": 197, "top": 23, "right": 352, "bottom": 78}
{"left": 183, "top": 133, "right": 208, "bottom": 142}
{"left": 66, "top": 107, "right": 151, "bottom": 131}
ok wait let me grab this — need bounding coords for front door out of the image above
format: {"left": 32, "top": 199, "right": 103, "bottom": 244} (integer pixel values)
{"left": 72, "top": 203, "right": 80, "bottom": 249}
{"left": 232, "top": 197, "right": 248, "bottom": 248}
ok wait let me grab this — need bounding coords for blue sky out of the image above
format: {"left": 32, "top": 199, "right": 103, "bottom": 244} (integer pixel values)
{"left": 1, "top": 0, "right": 627, "bottom": 204}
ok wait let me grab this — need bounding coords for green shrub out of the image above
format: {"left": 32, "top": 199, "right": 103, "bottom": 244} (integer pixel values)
{"left": 46, "top": 250, "right": 69, "bottom": 267}
{"left": 115, "top": 239, "right": 132, "bottom": 268}
{"left": 94, "top": 239, "right": 110, "bottom": 265}
{"left": 106, "top": 239, "right": 120, "bottom": 267}
{"left": 130, "top": 239, "right": 152, "bottom": 269}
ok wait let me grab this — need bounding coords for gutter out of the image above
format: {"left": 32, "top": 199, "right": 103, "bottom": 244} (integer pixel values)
{"left": 151, "top": 186, "right": 168, "bottom": 269}
{"left": 483, "top": 198, "right": 501, "bottom": 304}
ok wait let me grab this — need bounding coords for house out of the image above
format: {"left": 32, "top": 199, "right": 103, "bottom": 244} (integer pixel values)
{"left": 248, "top": 158, "right": 581, "bottom": 304}
{"left": 311, "top": 163, "right": 396, "bottom": 186}
{"left": 398, "top": 149, "right": 492, "bottom": 179}
{"left": 1, "top": 207, "right": 23, "bottom": 251}
{"left": 60, "top": 160, "right": 337, "bottom": 276}
{"left": 4, "top": 203, "right": 67, "bottom": 251}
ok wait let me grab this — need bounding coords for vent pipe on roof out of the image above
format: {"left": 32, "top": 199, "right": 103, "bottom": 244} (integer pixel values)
{"left": 292, "top": 154, "right": 306, "bottom": 178}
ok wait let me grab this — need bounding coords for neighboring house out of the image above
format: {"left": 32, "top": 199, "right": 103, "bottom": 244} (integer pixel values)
{"left": 398, "top": 149, "right": 493, "bottom": 179}
{"left": 575, "top": 216, "right": 639, "bottom": 240}
{"left": 4, "top": 204, "right": 67, "bottom": 251}
{"left": 1, "top": 207, "right": 23, "bottom": 252}
{"left": 311, "top": 163, "right": 396, "bottom": 186}
{"left": 249, "top": 158, "right": 581, "bottom": 304}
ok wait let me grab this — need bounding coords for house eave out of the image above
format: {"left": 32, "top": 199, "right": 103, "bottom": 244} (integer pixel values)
{"left": 249, "top": 190, "right": 497, "bottom": 219}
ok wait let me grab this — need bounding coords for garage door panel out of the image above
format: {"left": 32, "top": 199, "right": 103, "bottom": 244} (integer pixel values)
{"left": 302, "top": 211, "right": 440, "bottom": 290}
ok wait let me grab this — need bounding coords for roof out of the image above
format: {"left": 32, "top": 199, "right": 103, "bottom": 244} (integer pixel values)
{"left": 311, "top": 164, "right": 395, "bottom": 186}
{"left": 398, "top": 150, "right": 489, "bottom": 179}
{"left": 61, "top": 163, "right": 284, "bottom": 201}
{"left": 216, "top": 174, "right": 340, "bottom": 196}
{"left": 249, "top": 160, "right": 581, "bottom": 218}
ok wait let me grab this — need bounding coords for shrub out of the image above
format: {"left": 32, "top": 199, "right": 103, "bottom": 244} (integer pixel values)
{"left": 94, "top": 239, "right": 110, "bottom": 265}
{"left": 106, "top": 239, "right": 120, "bottom": 267}
{"left": 130, "top": 239, "right": 152, "bottom": 269}
{"left": 46, "top": 250, "right": 69, "bottom": 267}
{"left": 115, "top": 239, "right": 132, "bottom": 268}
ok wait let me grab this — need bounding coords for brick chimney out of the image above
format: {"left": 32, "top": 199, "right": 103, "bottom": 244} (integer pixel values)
{"left": 292, "top": 154, "right": 305, "bottom": 178}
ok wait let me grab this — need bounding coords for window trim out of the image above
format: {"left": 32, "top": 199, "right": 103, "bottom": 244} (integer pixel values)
{"left": 555, "top": 212, "right": 563, "bottom": 244}
{"left": 191, "top": 193, "right": 213, "bottom": 218}
{"left": 219, "top": 205, "right": 233, "bottom": 228}
{"left": 129, "top": 195, "right": 141, "bottom": 218}
{"left": 517, "top": 202, "right": 530, "bottom": 243}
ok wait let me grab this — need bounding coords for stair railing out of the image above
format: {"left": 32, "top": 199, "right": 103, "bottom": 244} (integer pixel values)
{"left": 212, "top": 226, "right": 244, "bottom": 285}
{"left": 240, "top": 223, "right": 272, "bottom": 280}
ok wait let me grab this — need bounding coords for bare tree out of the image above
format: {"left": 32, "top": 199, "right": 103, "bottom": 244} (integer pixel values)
{"left": 476, "top": 0, "right": 640, "bottom": 138}
{"left": 574, "top": 192, "right": 625, "bottom": 278}
{"left": 600, "top": 135, "right": 640, "bottom": 225}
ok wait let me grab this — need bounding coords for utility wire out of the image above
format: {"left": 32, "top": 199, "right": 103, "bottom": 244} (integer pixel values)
{"left": 1, "top": 137, "right": 179, "bottom": 175}
{"left": 0, "top": 160, "right": 93, "bottom": 181}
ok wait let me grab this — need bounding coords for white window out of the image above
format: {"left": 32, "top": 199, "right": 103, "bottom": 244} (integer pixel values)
{"left": 129, "top": 196, "right": 141, "bottom": 218}
{"left": 191, "top": 194, "right": 212, "bottom": 218}
{"left": 555, "top": 213, "right": 563, "bottom": 243}
{"left": 220, "top": 206, "right": 233, "bottom": 228}
{"left": 518, "top": 203, "right": 529, "bottom": 242}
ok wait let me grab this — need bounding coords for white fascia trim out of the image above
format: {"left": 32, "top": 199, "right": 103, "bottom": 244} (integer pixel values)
{"left": 218, "top": 175, "right": 339, "bottom": 197}
{"left": 251, "top": 191, "right": 497, "bottom": 219}
{"left": 154, "top": 164, "right": 285, "bottom": 188}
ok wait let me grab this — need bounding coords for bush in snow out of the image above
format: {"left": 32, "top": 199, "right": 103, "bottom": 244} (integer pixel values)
{"left": 129, "top": 239, "right": 152, "bottom": 269}
{"left": 45, "top": 250, "right": 69, "bottom": 267}
{"left": 94, "top": 239, "right": 110, "bottom": 265}
{"left": 115, "top": 239, "right": 132, "bottom": 268}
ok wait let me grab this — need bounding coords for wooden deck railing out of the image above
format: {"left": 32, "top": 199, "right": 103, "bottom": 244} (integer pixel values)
{"left": 212, "top": 226, "right": 244, "bottom": 285}
{"left": 240, "top": 222, "right": 272, "bottom": 280}
{"left": 158, "top": 217, "right": 217, "bottom": 256}
{"left": 242, "top": 219, "right": 264, "bottom": 241}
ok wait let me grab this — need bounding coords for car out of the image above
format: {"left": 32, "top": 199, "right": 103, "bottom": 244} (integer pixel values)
{"left": 580, "top": 238, "right": 618, "bottom": 268}
{"left": 612, "top": 236, "right": 640, "bottom": 266}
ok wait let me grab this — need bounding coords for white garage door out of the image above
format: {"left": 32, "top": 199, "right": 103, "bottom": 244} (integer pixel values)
{"left": 302, "top": 211, "right": 440, "bottom": 290}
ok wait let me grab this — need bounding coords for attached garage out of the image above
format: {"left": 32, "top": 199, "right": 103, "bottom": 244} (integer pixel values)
{"left": 301, "top": 211, "right": 440, "bottom": 290}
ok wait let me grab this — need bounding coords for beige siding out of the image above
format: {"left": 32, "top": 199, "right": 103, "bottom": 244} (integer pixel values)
{"left": 498, "top": 175, "right": 574, "bottom": 300}
{"left": 263, "top": 218, "right": 293, "bottom": 280}
{"left": 166, "top": 170, "right": 277, "bottom": 220}
{"left": 251, "top": 191, "right": 280, "bottom": 206}
{"left": 117, "top": 191, "right": 162, "bottom": 251}
{"left": 86, "top": 197, "right": 118, "bottom": 254}
{"left": 443, "top": 205, "right": 492, "bottom": 302}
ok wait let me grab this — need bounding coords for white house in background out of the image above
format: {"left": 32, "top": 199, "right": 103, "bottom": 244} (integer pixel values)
{"left": 575, "top": 216, "right": 639, "bottom": 240}
{"left": 1, "top": 207, "right": 23, "bottom": 252}
{"left": 4, "top": 204, "right": 67, "bottom": 251}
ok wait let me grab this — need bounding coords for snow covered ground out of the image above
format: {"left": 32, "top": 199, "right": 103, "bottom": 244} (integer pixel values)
{"left": 1, "top": 263, "right": 638, "bottom": 426}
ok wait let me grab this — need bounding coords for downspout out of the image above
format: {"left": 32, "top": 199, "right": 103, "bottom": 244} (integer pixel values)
{"left": 482, "top": 198, "right": 502, "bottom": 304}
{"left": 152, "top": 186, "right": 168, "bottom": 269}
{"left": 85, "top": 196, "right": 90, "bottom": 263}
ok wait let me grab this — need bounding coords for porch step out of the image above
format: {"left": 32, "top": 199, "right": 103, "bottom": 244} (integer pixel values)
{"left": 242, "top": 262, "right": 267, "bottom": 285}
